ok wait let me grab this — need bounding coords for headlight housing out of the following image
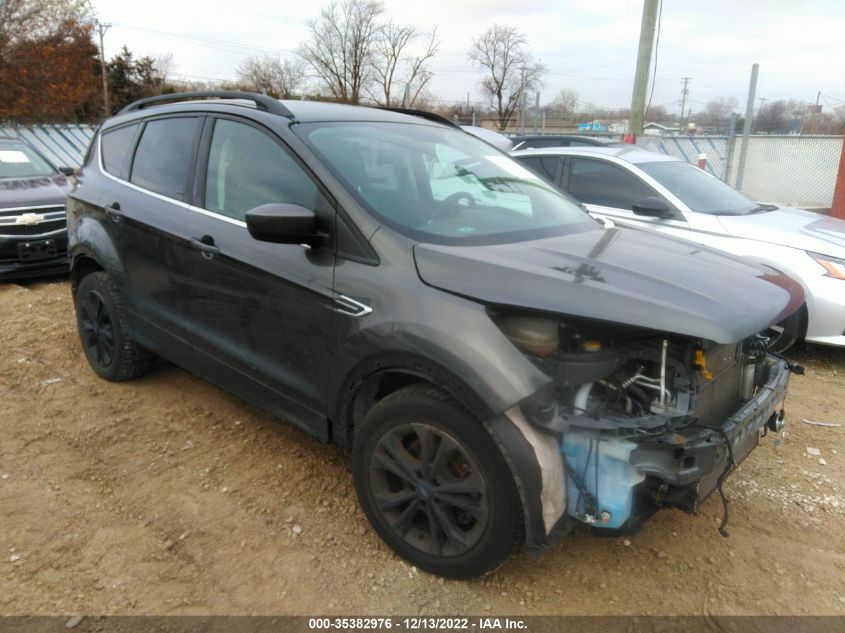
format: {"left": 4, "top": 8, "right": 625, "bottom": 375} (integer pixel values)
{"left": 810, "top": 252, "right": 845, "bottom": 281}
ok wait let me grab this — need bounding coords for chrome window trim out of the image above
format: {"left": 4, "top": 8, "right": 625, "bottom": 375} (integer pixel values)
{"left": 97, "top": 129, "right": 248, "bottom": 229}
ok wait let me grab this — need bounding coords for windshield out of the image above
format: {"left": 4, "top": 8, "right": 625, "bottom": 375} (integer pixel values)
{"left": 0, "top": 141, "right": 57, "bottom": 179}
{"left": 294, "top": 122, "right": 596, "bottom": 244}
{"left": 638, "top": 160, "right": 760, "bottom": 215}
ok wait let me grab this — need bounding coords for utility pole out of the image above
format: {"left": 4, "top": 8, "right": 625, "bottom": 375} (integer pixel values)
{"left": 809, "top": 90, "right": 821, "bottom": 134}
{"left": 735, "top": 63, "right": 759, "bottom": 191}
{"left": 679, "top": 76, "right": 692, "bottom": 122}
{"left": 97, "top": 21, "right": 111, "bottom": 116}
{"left": 629, "top": 0, "right": 660, "bottom": 137}
{"left": 533, "top": 91, "right": 540, "bottom": 134}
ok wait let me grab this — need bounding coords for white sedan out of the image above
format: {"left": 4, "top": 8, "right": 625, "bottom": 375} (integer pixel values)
{"left": 512, "top": 145, "right": 845, "bottom": 350}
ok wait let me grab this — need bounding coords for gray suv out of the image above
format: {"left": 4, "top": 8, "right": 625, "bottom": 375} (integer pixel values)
{"left": 68, "top": 92, "right": 800, "bottom": 578}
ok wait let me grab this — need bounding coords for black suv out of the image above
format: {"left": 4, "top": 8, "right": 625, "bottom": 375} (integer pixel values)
{"left": 0, "top": 137, "right": 74, "bottom": 279}
{"left": 68, "top": 92, "right": 801, "bottom": 578}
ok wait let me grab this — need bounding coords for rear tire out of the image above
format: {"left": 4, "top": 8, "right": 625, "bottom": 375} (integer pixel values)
{"left": 74, "top": 271, "right": 154, "bottom": 381}
{"left": 352, "top": 384, "right": 522, "bottom": 579}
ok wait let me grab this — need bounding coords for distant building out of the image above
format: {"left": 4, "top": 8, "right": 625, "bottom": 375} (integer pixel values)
{"left": 577, "top": 120, "right": 608, "bottom": 133}
{"left": 643, "top": 122, "right": 680, "bottom": 136}
{"left": 608, "top": 120, "right": 629, "bottom": 134}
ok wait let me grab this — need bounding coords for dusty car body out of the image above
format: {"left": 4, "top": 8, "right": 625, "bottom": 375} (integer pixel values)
{"left": 0, "top": 137, "right": 73, "bottom": 280}
{"left": 68, "top": 93, "right": 802, "bottom": 578}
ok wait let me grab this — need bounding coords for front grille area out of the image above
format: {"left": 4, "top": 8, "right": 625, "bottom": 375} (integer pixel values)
{"left": 692, "top": 343, "right": 743, "bottom": 427}
{"left": 0, "top": 205, "right": 66, "bottom": 237}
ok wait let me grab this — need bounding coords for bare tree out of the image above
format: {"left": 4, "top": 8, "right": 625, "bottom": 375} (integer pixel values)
{"left": 152, "top": 53, "right": 177, "bottom": 86}
{"left": 0, "top": 0, "right": 93, "bottom": 44}
{"left": 755, "top": 99, "right": 802, "bottom": 133}
{"left": 370, "top": 22, "right": 415, "bottom": 106}
{"left": 698, "top": 96, "right": 737, "bottom": 125}
{"left": 299, "top": 0, "right": 384, "bottom": 104}
{"left": 369, "top": 25, "right": 439, "bottom": 106}
{"left": 468, "top": 24, "right": 545, "bottom": 130}
{"left": 547, "top": 88, "right": 578, "bottom": 119}
{"left": 404, "top": 28, "right": 438, "bottom": 107}
{"left": 236, "top": 54, "right": 306, "bottom": 98}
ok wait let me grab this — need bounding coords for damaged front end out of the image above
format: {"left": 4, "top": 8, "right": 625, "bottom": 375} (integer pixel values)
{"left": 492, "top": 311, "right": 793, "bottom": 544}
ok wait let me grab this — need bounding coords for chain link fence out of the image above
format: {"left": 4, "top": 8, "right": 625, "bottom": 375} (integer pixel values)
{"left": 726, "top": 135, "right": 842, "bottom": 209}
{"left": 637, "top": 134, "right": 843, "bottom": 209}
{"left": 0, "top": 124, "right": 96, "bottom": 168}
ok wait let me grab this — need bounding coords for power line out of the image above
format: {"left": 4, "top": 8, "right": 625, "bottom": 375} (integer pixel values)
{"left": 111, "top": 22, "right": 300, "bottom": 58}
{"left": 820, "top": 92, "right": 845, "bottom": 103}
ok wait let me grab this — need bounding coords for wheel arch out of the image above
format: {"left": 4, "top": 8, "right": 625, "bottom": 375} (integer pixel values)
{"left": 335, "top": 352, "right": 553, "bottom": 550}
{"left": 70, "top": 250, "right": 105, "bottom": 295}
{"left": 334, "top": 352, "right": 493, "bottom": 451}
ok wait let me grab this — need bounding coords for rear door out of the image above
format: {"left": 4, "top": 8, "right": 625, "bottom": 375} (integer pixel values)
{"left": 103, "top": 115, "right": 204, "bottom": 369}
{"left": 564, "top": 156, "right": 690, "bottom": 239}
{"left": 183, "top": 115, "right": 336, "bottom": 439}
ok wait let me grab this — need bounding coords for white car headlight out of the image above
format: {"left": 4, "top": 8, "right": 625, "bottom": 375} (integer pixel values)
{"left": 810, "top": 252, "right": 845, "bottom": 281}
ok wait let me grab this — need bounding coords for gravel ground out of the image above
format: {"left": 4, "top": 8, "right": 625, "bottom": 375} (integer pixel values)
{"left": 2, "top": 279, "right": 844, "bottom": 616}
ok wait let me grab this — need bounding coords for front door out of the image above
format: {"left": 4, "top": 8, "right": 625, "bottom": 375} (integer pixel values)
{"left": 565, "top": 157, "right": 690, "bottom": 240}
{"left": 184, "top": 116, "right": 335, "bottom": 439}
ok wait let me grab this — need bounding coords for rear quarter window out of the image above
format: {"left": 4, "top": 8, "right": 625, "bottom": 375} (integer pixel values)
{"left": 100, "top": 123, "right": 139, "bottom": 178}
{"left": 130, "top": 117, "right": 201, "bottom": 201}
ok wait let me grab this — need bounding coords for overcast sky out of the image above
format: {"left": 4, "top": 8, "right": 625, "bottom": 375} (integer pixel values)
{"left": 93, "top": 0, "right": 845, "bottom": 115}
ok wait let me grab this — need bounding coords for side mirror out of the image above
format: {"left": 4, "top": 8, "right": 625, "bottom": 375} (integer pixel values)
{"left": 245, "top": 203, "right": 321, "bottom": 245}
{"left": 58, "top": 166, "right": 76, "bottom": 177}
{"left": 632, "top": 196, "right": 674, "bottom": 219}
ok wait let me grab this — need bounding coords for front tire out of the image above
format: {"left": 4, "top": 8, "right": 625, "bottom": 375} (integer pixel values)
{"left": 352, "top": 385, "right": 522, "bottom": 579}
{"left": 74, "top": 271, "right": 154, "bottom": 381}
{"left": 766, "top": 304, "right": 807, "bottom": 353}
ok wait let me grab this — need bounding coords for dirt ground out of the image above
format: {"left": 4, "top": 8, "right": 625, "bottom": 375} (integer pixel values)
{"left": 1, "top": 278, "right": 844, "bottom": 616}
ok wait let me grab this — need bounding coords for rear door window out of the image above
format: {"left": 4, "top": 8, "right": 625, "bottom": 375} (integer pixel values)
{"left": 567, "top": 157, "right": 655, "bottom": 210}
{"left": 203, "top": 118, "right": 317, "bottom": 222}
{"left": 130, "top": 117, "right": 201, "bottom": 201}
{"left": 100, "top": 123, "right": 139, "bottom": 178}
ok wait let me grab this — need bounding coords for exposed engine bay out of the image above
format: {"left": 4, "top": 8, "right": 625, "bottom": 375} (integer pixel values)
{"left": 494, "top": 311, "right": 793, "bottom": 537}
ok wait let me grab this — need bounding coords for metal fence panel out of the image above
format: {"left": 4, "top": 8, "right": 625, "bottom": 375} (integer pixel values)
{"left": 726, "top": 135, "right": 843, "bottom": 209}
{"left": 0, "top": 124, "right": 97, "bottom": 168}
{"left": 634, "top": 134, "right": 842, "bottom": 209}
{"left": 636, "top": 135, "right": 728, "bottom": 179}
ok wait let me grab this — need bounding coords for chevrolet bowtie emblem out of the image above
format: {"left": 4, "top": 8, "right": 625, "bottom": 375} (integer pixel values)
{"left": 16, "top": 213, "right": 44, "bottom": 225}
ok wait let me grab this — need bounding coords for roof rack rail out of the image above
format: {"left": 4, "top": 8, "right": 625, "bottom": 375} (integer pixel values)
{"left": 119, "top": 91, "right": 295, "bottom": 119}
{"left": 377, "top": 107, "right": 461, "bottom": 129}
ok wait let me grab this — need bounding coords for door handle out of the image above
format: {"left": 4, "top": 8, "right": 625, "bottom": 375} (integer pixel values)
{"left": 190, "top": 236, "right": 220, "bottom": 259}
{"left": 106, "top": 201, "right": 121, "bottom": 222}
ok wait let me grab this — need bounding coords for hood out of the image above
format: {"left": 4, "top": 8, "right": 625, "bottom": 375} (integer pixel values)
{"left": 414, "top": 226, "right": 803, "bottom": 344}
{"left": 717, "top": 207, "right": 845, "bottom": 259}
{"left": 0, "top": 175, "right": 71, "bottom": 209}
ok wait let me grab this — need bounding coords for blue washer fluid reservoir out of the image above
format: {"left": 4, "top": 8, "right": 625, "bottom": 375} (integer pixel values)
{"left": 562, "top": 431, "right": 645, "bottom": 529}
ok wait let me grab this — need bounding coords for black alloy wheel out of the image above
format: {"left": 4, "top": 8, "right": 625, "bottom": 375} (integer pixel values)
{"left": 79, "top": 288, "right": 116, "bottom": 368}
{"left": 74, "top": 271, "right": 154, "bottom": 381}
{"left": 369, "top": 422, "right": 489, "bottom": 558}
{"left": 353, "top": 384, "right": 522, "bottom": 579}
